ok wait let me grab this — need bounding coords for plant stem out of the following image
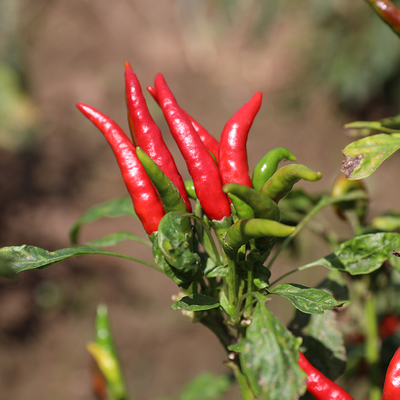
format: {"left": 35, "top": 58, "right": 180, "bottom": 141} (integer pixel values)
{"left": 225, "top": 360, "right": 255, "bottom": 400}
{"left": 266, "top": 196, "right": 329, "bottom": 270}
{"left": 244, "top": 258, "right": 255, "bottom": 318}
{"left": 364, "top": 277, "right": 381, "bottom": 400}
{"left": 228, "top": 256, "right": 238, "bottom": 307}
{"left": 269, "top": 262, "right": 314, "bottom": 287}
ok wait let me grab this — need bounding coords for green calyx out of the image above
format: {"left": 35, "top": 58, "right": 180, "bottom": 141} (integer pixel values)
{"left": 223, "top": 218, "right": 295, "bottom": 256}
{"left": 224, "top": 183, "right": 279, "bottom": 221}
{"left": 252, "top": 147, "right": 297, "bottom": 191}
{"left": 212, "top": 215, "right": 233, "bottom": 244}
{"left": 136, "top": 147, "right": 188, "bottom": 212}
{"left": 260, "top": 164, "right": 322, "bottom": 203}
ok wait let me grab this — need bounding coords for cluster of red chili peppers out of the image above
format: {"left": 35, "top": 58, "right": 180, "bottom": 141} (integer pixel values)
{"left": 78, "top": 62, "right": 253, "bottom": 234}
{"left": 76, "top": 63, "right": 400, "bottom": 400}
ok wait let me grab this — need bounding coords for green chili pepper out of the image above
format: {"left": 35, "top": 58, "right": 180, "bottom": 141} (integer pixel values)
{"left": 228, "top": 193, "right": 254, "bottom": 220}
{"left": 184, "top": 180, "right": 197, "bottom": 200}
{"left": 252, "top": 147, "right": 297, "bottom": 191}
{"left": 223, "top": 218, "right": 295, "bottom": 256}
{"left": 136, "top": 147, "right": 188, "bottom": 213}
{"left": 260, "top": 164, "right": 322, "bottom": 203}
{"left": 224, "top": 183, "right": 279, "bottom": 221}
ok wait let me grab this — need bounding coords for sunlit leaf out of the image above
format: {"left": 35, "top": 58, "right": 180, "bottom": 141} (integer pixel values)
{"left": 171, "top": 294, "right": 220, "bottom": 311}
{"left": 303, "top": 232, "right": 400, "bottom": 275}
{"left": 0, "top": 244, "right": 157, "bottom": 278}
{"left": 341, "top": 134, "right": 400, "bottom": 180}
{"left": 269, "top": 284, "right": 340, "bottom": 314}
{"left": 239, "top": 300, "right": 306, "bottom": 400}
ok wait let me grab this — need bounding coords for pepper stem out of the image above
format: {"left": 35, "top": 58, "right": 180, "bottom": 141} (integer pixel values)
{"left": 227, "top": 256, "right": 238, "bottom": 308}
{"left": 244, "top": 258, "right": 255, "bottom": 318}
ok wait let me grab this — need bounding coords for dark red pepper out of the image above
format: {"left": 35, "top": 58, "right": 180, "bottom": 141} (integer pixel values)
{"left": 383, "top": 346, "right": 400, "bottom": 400}
{"left": 124, "top": 62, "right": 191, "bottom": 212}
{"left": 153, "top": 73, "right": 230, "bottom": 221}
{"left": 147, "top": 85, "right": 219, "bottom": 162}
{"left": 218, "top": 92, "right": 263, "bottom": 188}
{"left": 380, "top": 314, "right": 400, "bottom": 339}
{"left": 298, "top": 351, "right": 354, "bottom": 400}
{"left": 76, "top": 103, "right": 165, "bottom": 234}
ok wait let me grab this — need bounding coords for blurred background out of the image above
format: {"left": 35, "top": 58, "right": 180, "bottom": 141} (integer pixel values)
{"left": 1, "top": 0, "right": 400, "bottom": 399}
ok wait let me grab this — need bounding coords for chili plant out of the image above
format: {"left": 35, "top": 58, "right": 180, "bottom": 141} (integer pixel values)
{"left": 2, "top": 64, "right": 400, "bottom": 400}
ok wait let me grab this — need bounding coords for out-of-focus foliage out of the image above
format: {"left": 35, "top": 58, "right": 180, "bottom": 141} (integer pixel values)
{"left": 179, "top": 0, "right": 400, "bottom": 111}
{"left": 0, "top": 0, "right": 39, "bottom": 151}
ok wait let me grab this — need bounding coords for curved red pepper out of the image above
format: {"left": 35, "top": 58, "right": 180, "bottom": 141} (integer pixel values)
{"left": 153, "top": 73, "right": 231, "bottom": 221}
{"left": 383, "top": 346, "right": 400, "bottom": 400}
{"left": 147, "top": 85, "right": 219, "bottom": 161}
{"left": 365, "top": 0, "right": 400, "bottom": 36}
{"left": 76, "top": 103, "right": 165, "bottom": 234}
{"left": 124, "top": 62, "right": 191, "bottom": 212}
{"left": 184, "top": 113, "right": 219, "bottom": 162}
{"left": 299, "top": 351, "right": 354, "bottom": 400}
{"left": 218, "top": 92, "right": 262, "bottom": 188}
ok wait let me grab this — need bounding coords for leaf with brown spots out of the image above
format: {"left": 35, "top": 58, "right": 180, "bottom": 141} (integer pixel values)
{"left": 341, "top": 133, "right": 400, "bottom": 180}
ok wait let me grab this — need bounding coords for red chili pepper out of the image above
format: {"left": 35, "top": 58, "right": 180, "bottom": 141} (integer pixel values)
{"left": 298, "top": 351, "right": 354, "bottom": 400}
{"left": 218, "top": 92, "right": 263, "bottom": 188}
{"left": 76, "top": 103, "right": 165, "bottom": 234}
{"left": 184, "top": 113, "right": 219, "bottom": 162}
{"left": 383, "top": 346, "right": 400, "bottom": 400}
{"left": 124, "top": 62, "right": 191, "bottom": 212}
{"left": 147, "top": 85, "right": 219, "bottom": 161}
{"left": 153, "top": 73, "right": 231, "bottom": 221}
{"left": 380, "top": 314, "right": 400, "bottom": 339}
{"left": 365, "top": 0, "right": 400, "bottom": 37}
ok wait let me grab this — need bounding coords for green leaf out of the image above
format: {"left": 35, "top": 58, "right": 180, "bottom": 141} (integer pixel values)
{"left": 85, "top": 231, "right": 150, "bottom": 248}
{"left": 289, "top": 310, "right": 346, "bottom": 381}
{"left": 158, "top": 212, "right": 202, "bottom": 281}
{"left": 341, "top": 134, "right": 400, "bottom": 180}
{"left": 151, "top": 232, "right": 192, "bottom": 289}
{"left": 0, "top": 244, "right": 159, "bottom": 278}
{"left": 70, "top": 196, "right": 137, "bottom": 245}
{"left": 269, "top": 284, "right": 340, "bottom": 314}
{"left": 179, "top": 373, "right": 231, "bottom": 400}
{"left": 206, "top": 264, "right": 229, "bottom": 278}
{"left": 171, "top": 294, "right": 220, "bottom": 311}
{"left": 253, "top": 264, "right": 271, "bottom": 289}
{"left": 303, "top": 232, "right": 400, "bottom": 275}
{"left": 288, "top": 270, "right": 347, "bottom": 381}
{"left": 239, "top": 300, "right": 307, "bottom": 400}
{"left": 219, "top": 291, "right": 235, "bottom": 318}
{"left": 344, "top": 120, "right": 400, "bottom": 135}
